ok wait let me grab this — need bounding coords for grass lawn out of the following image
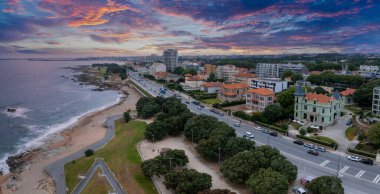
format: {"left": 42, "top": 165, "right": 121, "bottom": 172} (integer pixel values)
{"left": 201, "top": 98, "right": 222, "bottom": 104}
{"left": 82, "top": 168, "right": 112, "bottom": 194}
{"left": 128, "top": 80, "right": 153, "bottom": 98}
{"left": 312, "top": 136, "right": 337, "bottom": 145}
{"left": 64, "top": 120, "right": 158, "bottom": 194}
{"left": 345, "top": 127, "right": 358, "bottom": 141}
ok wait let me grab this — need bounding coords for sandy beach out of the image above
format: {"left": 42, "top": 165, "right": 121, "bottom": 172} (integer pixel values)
{"left": 0, "top": 84, "right": 142, "bottom": 194}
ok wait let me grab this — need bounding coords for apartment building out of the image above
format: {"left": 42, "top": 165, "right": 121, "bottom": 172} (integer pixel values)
{"left": 245, "top": 88, "right": 275, "bottom": 112}
{"left": 373, "top": 86, "right": 380, "bottom": 115}
{"left": 256, "top": 63, "right": 307, "bottom": 78}
{"left": 249, "top": 78, "right": 288, "bottom": 93}
{"left": 218, "top": 83, "right": 250, "bottom": 102}
{"left": 149, "top": 62, "right": 166, "bottom": 75}
{"left": 203, "top": 64, "right": 216, "bottom": 75}
{"left": 163, "top": 49, "right": 178, "bottom": 71}
{"left": 233, "top": 73, "right": 255, "bottom": 84}
{"left": 216, "top": 65, "right": 239, "bottom": 83}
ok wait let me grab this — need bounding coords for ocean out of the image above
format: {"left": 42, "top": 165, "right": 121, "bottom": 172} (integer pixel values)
{"left": 0, "top": 60, "right": 121, "bottom": 173}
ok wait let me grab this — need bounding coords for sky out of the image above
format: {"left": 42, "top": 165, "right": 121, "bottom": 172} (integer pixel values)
{"left": 0, "top": 0, "right": 380, "bottom": 58}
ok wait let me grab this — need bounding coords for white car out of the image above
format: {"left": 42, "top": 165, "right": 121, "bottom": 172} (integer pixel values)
{"left": 348, "top": 156, "right": 360, "bottom": 162}
{"left": 234, "top": 122, "right": 241, "bottom": 127}
{"left": 304, "top": 143, "right": 315, "bottom": 149}
{"left": 255, "top": 126, "right": 262, "bottom": 131}
{"left": 293, "top": 187, "right": 306, "bottom": 194}
{"left": 298, "top": 121, "right": 305, "bottom": 125}
{"left": 310, "top": 125, "right": 319, "bottom": 130}
{"left": 245, "top": 131, "right": 252, "bottom": 135}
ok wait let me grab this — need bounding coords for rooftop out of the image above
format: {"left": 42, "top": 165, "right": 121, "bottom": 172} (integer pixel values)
{"left": 305, "top": 93, "right": 336, "bottom": 104}
{"left": 340, "top": 88, "right": 356, "bottom": 96}
{"left": 222, "top": 83, "right": 250, "bottom": 89}
{"left": 246, "top": 88, "right": 274, "bottom": 96}
{"left": 234, "top": 72, "right": 255, "bottom": 78}
{"left": 202, "top": 82, "right": 222, "bottom": 87}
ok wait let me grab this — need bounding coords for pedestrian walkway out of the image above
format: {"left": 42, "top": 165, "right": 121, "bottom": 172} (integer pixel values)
{"left": 71, "top": 158, "right": 125, "bottom": 194}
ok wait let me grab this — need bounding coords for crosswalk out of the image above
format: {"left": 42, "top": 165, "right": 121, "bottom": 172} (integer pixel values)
{"left": 355, "top": 170, "right": 365, "bottom": 178}
{"left": 339, "top": 166, "right": 350, "bottom": 173}
{"left": 319, "top": 160, "right": 330, "bottom": 167}
{"left": 373, "top": 175, "right": 380, "bottom": 183}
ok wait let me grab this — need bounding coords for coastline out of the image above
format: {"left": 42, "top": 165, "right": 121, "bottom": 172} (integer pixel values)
{"left": 0, "top": 84, "right": 141, "bottom": 194}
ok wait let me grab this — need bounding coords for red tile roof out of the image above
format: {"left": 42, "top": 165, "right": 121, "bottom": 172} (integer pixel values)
{"left": 246, "top": 88, "right": 275, "bottom": 96}
{"left": 184, "top": 74, "right": 193, "bottom": 77}
{"left": 340, "top": 88, "right": 356, "bottom": 96}
{"left": 305, "top": 93, "right": 335, "bottom": 104}
{"left": 234, "top": 73, "right": 255, "bottom": 78}
{"left": 222, "top": 83, "right": 250, "bottom": 89}
{"left": 154, "top": 72, "right": 169, "bottom": 77}
{"left": 201, "top": 82, "right": 222, "bottom": 87}
{"left": 186, "top": 76, "right": 203, "bottom": 81}
{"left": 223, "top": 92, "right": 236, "bottom": 96}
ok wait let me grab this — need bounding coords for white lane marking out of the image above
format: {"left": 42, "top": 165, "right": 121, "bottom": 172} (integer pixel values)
{"left": 319, "top": 160, "right": 330, "bottom": 167}
{"left": 355, "top": 170, "right": 365, "bottom": 178}
{"left": 339, "top": 166, "right": 349, "bottom": 173}
{"left": 373, "top": 175, "right": 380, "bottom": 183}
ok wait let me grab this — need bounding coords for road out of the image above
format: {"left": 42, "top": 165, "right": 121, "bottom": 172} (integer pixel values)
{"left": 128, "top": 71, "right": 380, "bottom": 194}
{"left": 44, "top": 115, "right": 122, "bottom": 194}
{"left": 71, "top": 158, "right": 125, "bottom": 194}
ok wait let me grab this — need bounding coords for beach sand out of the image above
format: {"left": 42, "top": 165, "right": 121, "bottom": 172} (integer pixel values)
{"left": 0, "top": 84, "right": 142, "bottom": 194}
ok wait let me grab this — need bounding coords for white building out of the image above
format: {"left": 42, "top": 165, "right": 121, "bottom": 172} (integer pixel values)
{"left": 249, "top": 78, "right": 288, "bottom": 93}
{"left": 216, "top": 65, "right": 238, "bottom": 83}
{"left": 149, "top": 62, "right": 166, "bottom": 75}
{"left": 373, "top": 86, "right": 380, "bottom": 115}
{"left": 137, "top": 66, "right": 149, "bottom": 75}
{"left": 201, "top": 82, "right": 222, "bottom": 94}
{"left": 180, "top": 75, "right": 204, "bottom": 91}
{"left": 360, "top": 65, "right": 379, "bottom": 78}
{"left": 181, "top": 61, "right": 200, "bottom": 70}
{"left": 256, "top": 63, "right": 307, "bottom": 78}
{"left": 163, "top": 49, "right": 178, "bottom": 72}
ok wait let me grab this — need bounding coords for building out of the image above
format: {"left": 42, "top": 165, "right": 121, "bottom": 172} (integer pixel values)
{"left": 249, "top": 78, "right": 288, "bottom": 93}
{"left": 218, "top": 83, "right": 250, "bottom": 101}
{"left": 256, "top": 63, "right": 307, "bottom": 78}
{"left": 294, "top": 85, "right": 343, "bottom": 127}
{"left": 233, "top": 73, "right": 255, "bottom": 84}
{"left": 296, "top": 80, "right": 311, "bottom": 87}
{"left": 181, "top": 61, "right": 200, "bottom": 70}
{"left": 373, "top": 86, "right": 380, "bottom": 115}
{"left": 136, "top": 66, "right": 149, "bottom": 75}
{"left": 163, "top": 49, "right": 178, "bottom": 71}
{"left": 245, "top": 88, "right": 275, "bottom": 112}
{"left": 216, "top": 65, "right": 239, "bottom": 83}
{"left": 360, "top": 65, "right": 379, "bottom": 75}
{"left": 153, "top": 72, "right": 170, "bottom": 80}
{"left": 340, "top": 88, "right": 356, "bottom": 106}
{"left": 149, "top": 62, "right": 166, "bottom": 75}
{"left": 180, "top": 74, "right": 204, "bottom": 91}
{"left": 201, "top": 82, "right": 222, "bottom": 93}
{"left": 203, "top": 64, "right": 216, "bottom": 75}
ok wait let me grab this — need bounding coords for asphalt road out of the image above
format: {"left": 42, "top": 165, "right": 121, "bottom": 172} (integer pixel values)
{"left": 44, "top": 115, "right": 122, "bottom": 194}
{"left": 128, "top": 71, "right": 380, "bottom": 194}
{"left": 71, "top": 158, "right": 125, "bottom": 194}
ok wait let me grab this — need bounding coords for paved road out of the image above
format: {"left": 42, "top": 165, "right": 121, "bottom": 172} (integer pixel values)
{"left": 72, "top": 158, "right": 125, "bottom": 194}
{"left": 128, "top": 71, "right": 380, "bottom": 194}
{"left": 44, "top": 115, "right": 122, "bottom": 194}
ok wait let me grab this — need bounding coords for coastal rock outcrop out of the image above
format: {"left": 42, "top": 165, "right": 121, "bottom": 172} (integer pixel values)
{"left": 6, "top": 149, "right": 41, "bottom": 173}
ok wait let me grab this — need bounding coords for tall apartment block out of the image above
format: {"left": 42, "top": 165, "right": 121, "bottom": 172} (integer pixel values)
{"left": 373, "top": 86, "right": 380, "bottom": 115}
{"left": 163, "top": 49, "right": 178, "bottom": 72}
{"left": 256, "top": 63, "right": 307, "bottom": 78}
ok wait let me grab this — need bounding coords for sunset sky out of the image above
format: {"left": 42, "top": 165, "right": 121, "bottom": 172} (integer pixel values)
{"left": 0, "top": 0, "right": 379, "bottom": 57}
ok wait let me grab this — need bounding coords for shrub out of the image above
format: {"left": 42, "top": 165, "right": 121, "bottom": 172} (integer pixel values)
{"left": 164, "top": 169, "right": 212, "bottom": 194}
{"left": 256, "top": 121, "right": 287, "bottom": 134}
{"left": 299, "top": 129, "right": 306, "bottom": 136}
{"left": 233, "top": 111, "right": 251, "bottom": 121}
{"left": 296, "top": 135, "right": 337, "bottom": 149}
{"left": 84, "top": 149, "right": 94, "bottom": 157}
{"left": 347, "top": 148, "right": 376, "bottom": 158}
{"left": 306, "top": 176, "right": 344, "bottom": 194}
{"left": 345, "top": 127, "right": 358, "bottom": 141}
{"left": 123, "top": 111, "right": 131, "bottom": 123}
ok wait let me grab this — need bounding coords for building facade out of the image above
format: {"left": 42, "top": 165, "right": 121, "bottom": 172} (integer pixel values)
{"left": 373, "top": 86, "right": 380, "bottom": 115}
{"left": 216, "top": 65, "right": 239, "bottom": 83}
{"left": 340, "top": 88, "right": 356, "bottom": 106}
{"left": 203, "top": 64, "right": 216, "bottom": 75}
{"left": 233, "top": 73, "right": 255, "bottom": 84}
{"left": 256, "top": 63, "right": 307, "bottom": 78}
{"left": 245, "top": 88, "right": 275, "bottom": 112}
{"left": 294, "top": 85, "right": 343, "bottom": 126}
{"left": 249, "top": 78, "right": 288, "bottom": 93}
{"left": 149, "top": 62, "right": 166, "bottom": 75}
{"left": 201, "top": 82, "right": 222, "bottom": 93}
{"left": 163, "top": 49, "right": 178, "bottom": 72}
{"left": 218, "top": 83, "right": 250, "bottom": 102}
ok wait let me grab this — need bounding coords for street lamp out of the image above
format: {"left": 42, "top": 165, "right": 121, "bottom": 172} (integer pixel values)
{"left": 169, "top": 157, "right": 173, "bottom": 172}
{"left": 152, "top": 134, "right": 155, "bottom": 151}
{"left": 336, "top": 146, "right": 341, "bottom": 177}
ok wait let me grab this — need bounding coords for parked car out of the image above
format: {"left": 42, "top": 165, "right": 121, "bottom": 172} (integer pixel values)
{"left": 245, "top": 131, "right": 252, "bottom": 135}
{"left": 210, "top": 109, "right": 217, "bottom": 113}
{"left": 348, "top": 156, "right": 360, "bottom": 162}
{"left": 304, "top": 143, "right": 315, "bottom": 149}
{"left": 192, "top": 101, "right": 200, "bottom": 105}
{"left": 200, "top": 105, "right": 205, "bottom": 108}
{"left": 308, "top": 149, "right": 319, "bottom": 156}
{"left": 218, "top": 111, "right": 225, "bottom": 116}
{"left": 262, "top": 129, "right": 270, "bottom": 134}
{"left": 360, "top": 158, "right": 374, "bottom": 165}
{"left": 255, "top": 126, "right": 262, "bottom": 131}
{"left": 269, "top": 132, "right": 278, "bottom": 137}
{"left": 248, "top": 134, "right": 255, "bottom": 139}
{"left": 293, "top": 140, "right": 304, "bottom": 145}
{"left": 298, "top": 121, "right": 305, "bottom": 125}
{"left": 197, "top": 106, "right": 202, "bottom": 110}
{"left": 185, "top": 101, "right": 190, "bottom": 104}
{"left": 346, "top": 119, "right": 353, "bottom": 125}
{"left": 293, "top": 187, "right": 307, "bottom": 194}
{"left": 310, "top": 125, "right": 319, "bottom": 130}
{"left": 315, "top": 147, "right": 326, "bottom": 152}
{"left": 234, "top": 122, "right": 241, "bottom": 127}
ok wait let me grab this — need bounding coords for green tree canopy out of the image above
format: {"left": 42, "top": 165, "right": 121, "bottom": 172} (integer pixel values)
{"left": 164, "top": 169, "right": 212, "bottom": 194}
{"left": 140, "top": 101, "right": 161, "bottom": 118}
{"left": 196, "top": 135, "right": 225, "bottom": 161}
{"left": 123, "top": 111, "right": 131, "bottom": 123}
{"left": 313, "top": 86, "right": 328, "bottom": 95}
{"left": 353, "top": 79, "right": 380, "bottom": 107}
{"left": 223, "top": 137, "right": 255, "bottom": 158}
{"left": 184, "top": 115, "right": 218, "bottom": 143}
{"left": 173, "top": 67, "right": 184, "bottom": 75}
{"left": 291, "top": 73, "right": 303, "bottom": 82}
{"left": 245, "top": 168, "right": 289, "bottom": 194}
{"left": 368, "top": 122, "right": 380, "bottom": 148}
{"left": 262, "top": 103, "right": 284, "bottom": 123}
{"left": 270, "top": 157, "right": 297, "bottom": 182}
{"left": 198, "top": 189, "right": 237, "bottom": 194}
{"left": 276, "top": 87, "right": 295, "bottom": 116}
{"left": 207, "top": 73, "right": 217, "bottom": 82}
{"left": 183, "top": 68, "right": 197, "bottom": 75}
{"left": 144, "top": 121, "right": 169, "bottom": 141}
{"left": 306, "top": 176, "right": 344, "bottom": 194}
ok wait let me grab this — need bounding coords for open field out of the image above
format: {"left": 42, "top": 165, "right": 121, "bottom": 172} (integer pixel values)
{"left": 64, "top": 120, "right": 158, "bottom": 194}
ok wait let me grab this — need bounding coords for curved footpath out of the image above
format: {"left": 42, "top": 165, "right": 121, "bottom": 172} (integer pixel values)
{"left": 44, "top": 115, "right": 122, "bottom": 194}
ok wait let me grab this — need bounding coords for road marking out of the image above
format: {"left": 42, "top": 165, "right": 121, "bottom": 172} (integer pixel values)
{"left": 355, "top": 170, "right": 365, "bottom": 178}
{"left": 319, "top": 160, "right": 330, "bottom": 167}
{"left": 373, "top": 175, "right": 380, "bottom": 183}
{"left": 339, "top": 166, "right": 349, "bottom": 173}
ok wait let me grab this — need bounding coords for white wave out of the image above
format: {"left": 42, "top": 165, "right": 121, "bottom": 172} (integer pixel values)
{"left": 0, "top": 94, "right": 123, "bottom": 174}
{"left": 0, "top": 107, "right": 31, "bottom": 118}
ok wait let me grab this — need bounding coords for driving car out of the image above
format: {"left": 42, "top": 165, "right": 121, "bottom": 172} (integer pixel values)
{"left": 218, "top": 112, "right": 225, "bottom": 116}
{"left": 304, "top": 143, "right": 315, "bottom": 149}
{"left": 315, "top": 147, "right": 326, "bottom": 152}
{"left": 200, "top": 105, "right": 205, "bottom": 108}
{"left": 262, "top": 129, "right": 270, "bottom": 134}
{"left": 348, "top": 156, "right": 360, "bottom": 162}
{"left": 293, "top": 187, "right": 306, "bottom": 194}
{"left": 308, "top": 149, "right": 319, "bottom": 156}
{"left": 247, "top": 134, "right": 255, "bottom": 139}
{"left": 269, "top": 132, "right": 278, "bottom": 137}
{"left": 185, "top": 101, "right": 190, "bottom": 104}
{"left": 293, "top": 140, "right": 304, "bottom": 145}
{"left": 360, "top": 158, "right": 374, "bottom": 165}
{"left": 246, "top": 131, "right": 252, "bottom": 135}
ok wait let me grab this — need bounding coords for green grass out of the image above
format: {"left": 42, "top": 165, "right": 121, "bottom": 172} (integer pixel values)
{"left": 201, "top": 98, "right": 222, "bottom": 104}
{"left": 128, "top": 80, "right": 153, "bottom": 97}
{"left": 312, "top": 136, "right": 337, "bottom": 144}
{"left": 82, "top": 169, "right": 112, "bottom": 194}
{"left": 64, "top": 120, "right": 158, "bottom": 194}
{"left": 345, "top": 127, "right": 358, "bottom": 141}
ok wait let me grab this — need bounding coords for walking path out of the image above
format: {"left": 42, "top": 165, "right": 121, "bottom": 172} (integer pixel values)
{"left": 71, "top": 158, "right": 125, "bottom": 194}
{"left": 44, "top": 115, "right": 122, "bottom": 194}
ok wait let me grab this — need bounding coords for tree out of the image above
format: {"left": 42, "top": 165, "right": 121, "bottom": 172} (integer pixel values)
{"left": 184, "top": 115, "right": 218, "bottom": 143}
{"left": 353, "top": 79, "right": 380, "bottom": 107}
{"left": 136, "top": 97, "right": 153, "bottom": 114}
{"left": 140, "top": 101, "right": 161, "bottom": 118}
{"left": 144, "top": 121, "right": 169, "bottom": 141}
{"left": 291, "top": 73, "right": 303, "bottom": 82}
{"left": 160, "top": 149, "right": 189, "bottom": 167}
{"left": 141, "top": 158, "right": 168, "bottom": 177}
{"left": 245, "top": 168, "right": 289, "bottom": 194}
{"left": 223, "top": 137, "right": 255, "bottom": 158}
{"left": 198, "top": 189, "right": 237, "bottom": 194}
{"left": 300, "top": 128, "right": 307, "bottom": 136}
{"left": 183, "top": 68, "right": 197, "bottom": 75}
{"left": 368, "top": 122, "right": 380, "bottom": 148}
{"left": 220, "top": 151, "right": 260, "bottom": 184}
{"left": 262, "top": 103, "right": 284, "bottom": 123}
{"left": 209, "top": 121, "right": 236, "bottom": 139}
{"left": 276, "top": 87, "right": 295, "bottom": 116}
{"left": 306, "top": 176, "right": 344, "bottom": 194}
{"left": 207, "top": 73, "right": 217, "bottom": 82}
{"left": 281, "top": 70, "right": 294, "bottom": 80}
{"left": 173, "top": 67, "right": 184, "bottom": 75}
{"left": 313, "top": 86, "right": 327, "bottom": 94}
{"left": 196, "top": 135, "right": 225, "bottom": 161}
{"left": 123, "top": 111, "right": 131, "bottom": 123}
{"left": 270, "top": 157, "right": 297, "bottom": 182}
{"left": 84, "top": 149, "right": 94, "bottom": 157}
{"left": 164, "top": 169, "right": 212, "bottom": 194}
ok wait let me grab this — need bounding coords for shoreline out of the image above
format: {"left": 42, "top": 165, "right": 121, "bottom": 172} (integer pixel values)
{"left": 0, "top": 84, "right": 141, "bottom": 194}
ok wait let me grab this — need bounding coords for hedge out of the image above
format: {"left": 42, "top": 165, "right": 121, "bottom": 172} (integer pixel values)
{"left": 348, "top": 148, "right": 376, "bottom": 159}
{"left": 296, "top": 135, "right": 338, "bottom": 149}
{"left": 233, "top": 111, "right": 251, "bottom": 121}
{"left": 213, "top": 100, "right": 246, "bottom": 109}
{"left": 256, "top": 121, "right": 287, "bottom": 134}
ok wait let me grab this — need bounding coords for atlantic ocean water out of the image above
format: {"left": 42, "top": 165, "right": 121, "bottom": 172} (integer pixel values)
{"left": 0, "top": 60, "right": 121, "bottom": 172}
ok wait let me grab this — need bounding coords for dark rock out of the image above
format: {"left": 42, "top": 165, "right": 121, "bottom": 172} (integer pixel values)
{"left": 6, "top": 149, "right": 41, "bottom": 173}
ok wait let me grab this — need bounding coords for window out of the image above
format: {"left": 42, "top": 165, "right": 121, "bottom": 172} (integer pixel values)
{"left": 296, "top": 113, "right": 298, "bottom": 117}
{"left": 322, "top": 109, "right": 325, "bottom": 114}
{"left": 314, "top": 100, "right": 316, "bottom": 104}
{"left": 322, "top": 117, "right": 325, "bottom": 122}
{"left": 260, "top": 97, "right": 264, "bottom": 101}
{"left": 268, "top": 97, "right": 272, "bottom": 101}
{"left": 304, "top": 105, "right": 307, "bottom": 110}
{"left": 305, "top": 99, "right": 307, "bottom": 103}
{"left": 296, "top": 105, "right": 298, "bottom": 110}
{"left": 313, "top": 107, "right": 316, "bottom": 112}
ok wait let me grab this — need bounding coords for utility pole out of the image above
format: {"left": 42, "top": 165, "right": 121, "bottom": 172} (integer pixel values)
{"left": 336, "top": 148, "right": 341, "bottom": 177}
{"left": 267, "top": 133, "right": 270, "bottom": 145}
{"left": 152, "top": 135, "right": 155, "bottom": 151}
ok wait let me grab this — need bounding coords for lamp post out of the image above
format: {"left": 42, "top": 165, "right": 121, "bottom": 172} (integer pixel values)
{"left": 152, "top": 134, "right": 155, "bottom": 151}
{"left": 169, "top": 158, "right": 172, "bottom": 172}
{"left": 336, "top": 146, "right": 341, "bottom": 177}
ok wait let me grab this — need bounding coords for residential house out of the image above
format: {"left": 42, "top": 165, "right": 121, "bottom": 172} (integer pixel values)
{"left": 218, "top": 83, "right": 250, "bottom": 102}
{"left": 245, "top": 88, "right": 275, "bottom": 112}
{"left": 373, "top": 86, "right": 380, "bottom": 115}
{"left": 340, "top": 88, "right": 356, "bottom": 106}
{"left": 294, "top": 85, "right": 343, "bottom": 127}
{"left": 249, "top": 78, "right": 288, "bottom": 93}
{"left": 234, "top": 73, "right": 255, "bottom": 84}
{"left": 216, "top": 65, "right": 239, "bottom": 83}
{"left": 181, "top": 74, "right": 204, "bottom": 91}
{"left": 201, "top": 82, "right": 222, "bottom": 93}
{"left": 153, "top": 72, "right": 170, "bottom": 80}
{"left": 149, "top": 62, "right": 166, "bottom": 75}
